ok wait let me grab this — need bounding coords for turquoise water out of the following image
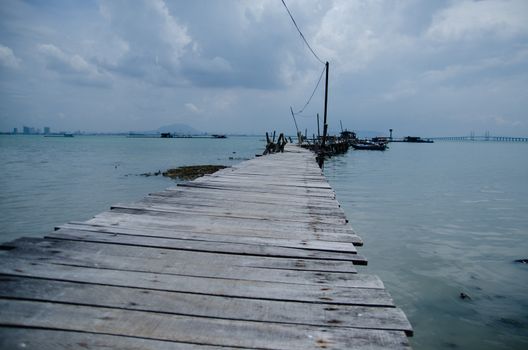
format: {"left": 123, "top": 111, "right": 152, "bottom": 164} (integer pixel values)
{"left": 0, "top": 135, "right": 527, "bottom": 349}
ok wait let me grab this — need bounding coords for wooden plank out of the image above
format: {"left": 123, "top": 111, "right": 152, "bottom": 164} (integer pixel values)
{"left": 5, "top": 237, "right": 373, "bottom": 287}
{"left": 110, "top": 203, "right": 348, "bottom": 226}
{"left": 0, "top": 276, "right": 413, "bottom": 334}
{"left": 151, "top": 186, "right": 344, "bottom": 207}
{"left": 54, "top": 224, "right": 357, "bottom": 273}
{"left": 0, "top": 299, "right": 411, "bottom": 349}
{"left": 0, "top": 258, "right": 395, "bottom": 306}
{"left": 176, "top": 183, "right": 337, "bottom": 200}
{"left": 0, "top": 327, "right": 224, "bottom": 350}
{"left": 196, "top": 171, "right": 332, "bottom": 184}
{"left": 198, "top": 176, "right": 333, "bottom": 189}
{"left": 46, "top": 228, "right": 366, "bottom": 264}
{"left": 89, "top": 210, "right": 357, "bottom": 237}
{"left": 142, "top": 195, "right": 348, "bottom": 218}
{"left": 147, "top": 191, "right": 346, "bottom": 214}
{"left": 83, "top": 213, "right": 364, "bottom": 246}
{"left": 58, "top": 222, "right": 358, "bottom": 255}
{"left": 181, "top": 185, "right": 334, "bottom": 198}
{"left": 192, "top": 179, "right": 335, "bottom": 193}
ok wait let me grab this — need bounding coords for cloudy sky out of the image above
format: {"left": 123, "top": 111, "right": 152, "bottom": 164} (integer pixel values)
{"left": 1, "top": 0, "right": 527, "bottom": 136}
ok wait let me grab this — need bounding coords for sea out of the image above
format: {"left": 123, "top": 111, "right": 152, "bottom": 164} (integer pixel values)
{"left": 0, "top": 134, "right": 527, "bottom": 349}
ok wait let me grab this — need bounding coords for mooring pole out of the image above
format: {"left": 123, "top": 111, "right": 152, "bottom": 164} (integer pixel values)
{"left": 317, "top": 113, "right": 320, "bottom": 139}
{"left": 318, "top": 61, "right": 329, "bottom": 168}
{"left": 290, "top": 106, "right": 300, "bottom": 144}
{"left": 340, "top": 120, "right": 343, "bottom": 133}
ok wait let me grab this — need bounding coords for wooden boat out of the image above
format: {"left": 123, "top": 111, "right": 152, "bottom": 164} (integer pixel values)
{"left": 351, "top": 141, "right": 387, "bottom": 151}
{"left": 402, "top": 136, "right": 433, "bottom": 143}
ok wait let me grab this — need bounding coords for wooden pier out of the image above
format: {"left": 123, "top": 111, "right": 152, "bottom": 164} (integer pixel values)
{"left": 0, "top": 145, "right": 412, "bottom": 349}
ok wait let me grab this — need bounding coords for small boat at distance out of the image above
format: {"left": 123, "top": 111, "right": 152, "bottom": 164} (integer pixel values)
{"left": 351, "top": 140, "right": 387, "bottom": 151}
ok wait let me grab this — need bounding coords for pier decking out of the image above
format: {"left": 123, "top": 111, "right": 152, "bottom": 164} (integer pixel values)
{"left": 0, "top": 145, "right": 412, "bottom": 349}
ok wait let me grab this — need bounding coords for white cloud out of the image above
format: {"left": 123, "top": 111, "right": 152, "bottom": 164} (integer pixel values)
{"left": 185, "top": 102, "right": 201, "bottom": 114}
{"left": 493, "top": 115, "right": 522, "bottom": 127}
{"left": 0, "top": 44, "right": 21, "bottom": 69}
{"left": 382, "top": 80, "right": 417, "bottom": 101}
{"left": 37, "top": 43, "right": 111, "bottom": 86}
{"left": 98, "top": 0, "right": 192, "bottom": 84}
{"left": 426, "top": 0, "right": 528, "bottom": 42}
{"left": 422, "top": 48, "right": 528, "bottom": 82}
{"left": 313, "top": 0, "right": 413, "bottom": 72}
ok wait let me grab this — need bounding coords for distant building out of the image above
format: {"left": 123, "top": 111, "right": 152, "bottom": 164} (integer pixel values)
{"left": 13, "top": 128, "right": 17, "bottom": 134}
{"left": 23, "top": 126, "right": 30, "bottom": 134}
{"left": 44, "top": 127, "right": 50, "bottom": 134}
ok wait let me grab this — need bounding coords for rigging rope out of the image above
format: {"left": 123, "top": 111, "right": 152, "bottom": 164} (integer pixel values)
{"left": 292, "top": 65, "right": 326, "bottom": 115}
{"left": 280, "top": 0, "right": 325, "bottom": 65}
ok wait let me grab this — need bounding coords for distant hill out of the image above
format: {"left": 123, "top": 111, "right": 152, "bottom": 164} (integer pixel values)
{"left": 132, "top": 123, "right": 203, "bottom": 135}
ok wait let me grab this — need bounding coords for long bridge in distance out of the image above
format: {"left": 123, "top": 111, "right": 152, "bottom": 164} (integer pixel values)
{"left": 431, "top": 135, "right": 528, "bottom": 142}
{"left": 0, "top": 144, "right": 412, "bottom": 349}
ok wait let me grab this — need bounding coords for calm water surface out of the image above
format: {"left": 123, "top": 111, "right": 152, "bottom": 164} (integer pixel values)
{"left": 325, "top": 142, "right": 528, "bottom": 350}
{"left": 0, "top": 135, "right": 527, "bottom": 349}
{"left": 0, "top": 135, "right": 263, "bottom": 243}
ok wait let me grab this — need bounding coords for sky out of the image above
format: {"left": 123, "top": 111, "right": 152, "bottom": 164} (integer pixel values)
{"left": 1, "top": 0, "right": 527, "bottom": 137}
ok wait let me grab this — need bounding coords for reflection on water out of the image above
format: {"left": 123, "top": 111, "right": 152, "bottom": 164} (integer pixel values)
{"left": 324, "top": 142, "right": 528, "bottom": 349}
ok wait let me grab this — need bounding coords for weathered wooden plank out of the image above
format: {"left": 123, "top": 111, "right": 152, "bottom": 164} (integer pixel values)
{"left": 110, "top": 203, "right": 348, "bottom": 225}
{"left": 196, "top": 171, "right": 331, "bottom": 183}
{"left": 90, "top": 209, "right": 356, "bottom": 237}
{"left": 5, "top": 237, "right": 373, "bottom": 287}
{"left": 0, "top": 258, "right": 395, "bottom": 306}
{"left": 148, "top": 190, "right": 345, "bottom": 213}
{"left": 84, "top": 212, "right": 364, "bottom": 246}
{"left": 142, "top": 195, "right": 348, "bottom": 218}
{"left": 46, "top": 228, "right": 366, "bottom": 264}
{"left": 54, "top": 223, "right": 357, "bottom": 273}
{"left": 192, "top": 179, "right": 335, "bottom": 193}
{"left": 0, "top": 276, "right": 413, "bottom": 334}
{"left": 0, "top": 327, "right": 225, "bottom": 350}
{"left": 177, "top": 182, "right": 337, "bottom": 200}
{"left": 153, "top": 185, "right": 343, "bottom": 205}
{"left": 58, "top": 221, "right": 358, "bottom": 255}
{"left": 212, "top": 172, "right": 327, "bottom": 181}
{"left": 0, "top": 299, "right": 411, "bottom": 349}
{"left": 179, "top": 186, "right": 334, "bottom": 200}
{"left": 198, "top": 176, "right": 332, "bottom": 189}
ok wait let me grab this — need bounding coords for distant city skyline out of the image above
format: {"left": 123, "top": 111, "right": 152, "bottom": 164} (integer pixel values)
{"left": 1, "top": 1, "right": 527, "bottom": 136}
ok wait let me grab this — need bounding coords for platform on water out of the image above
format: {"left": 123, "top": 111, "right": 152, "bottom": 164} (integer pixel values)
{"left": 0, "top": 144, "right": 412, "bottom": 349}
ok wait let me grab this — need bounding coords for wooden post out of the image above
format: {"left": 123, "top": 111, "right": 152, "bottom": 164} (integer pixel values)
{"left": 318, "top": 62, "right": 329, "bottom": 169}
{"left": 321, "top": 62, "right": 329, "bottom": 150}
{"left": 340, "top": 120, "right": 343, "bottom": 133}
{"left": 317, "top": 113, "right": 320, "bottom": 139}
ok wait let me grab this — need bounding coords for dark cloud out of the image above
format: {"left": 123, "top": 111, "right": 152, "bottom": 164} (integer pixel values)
{"left": 0, "top": 0, "right": 527, "bottom": 136}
